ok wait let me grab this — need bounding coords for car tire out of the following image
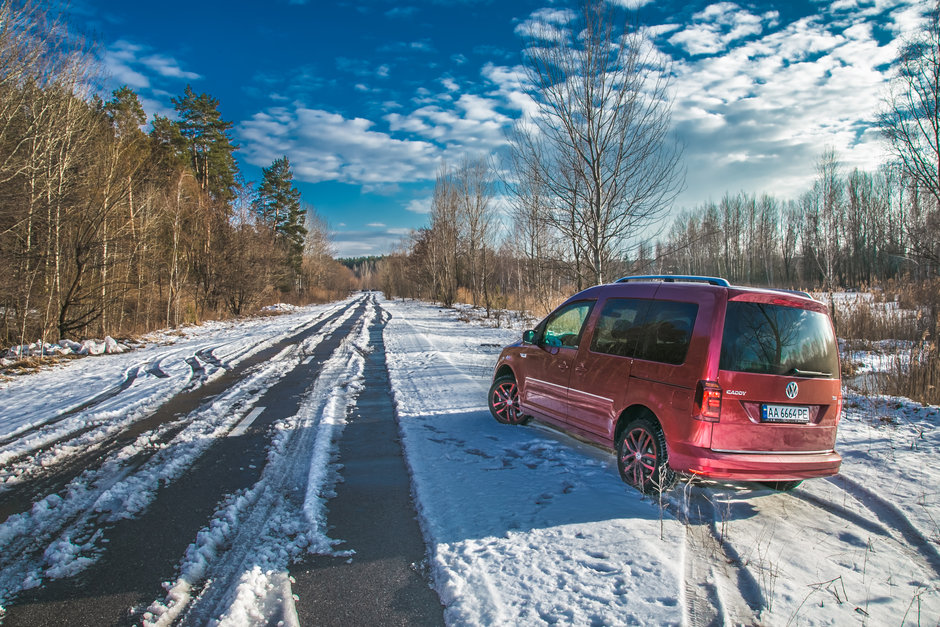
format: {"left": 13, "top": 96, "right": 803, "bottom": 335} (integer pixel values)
{"left": 616, "top": 416, "right": 676, "bottom": 494}
{"left": 488, "top": 375, "right": 530, "bottom": 425}
{"left": 761, "top": 480, "right": 803, "bottom": 491}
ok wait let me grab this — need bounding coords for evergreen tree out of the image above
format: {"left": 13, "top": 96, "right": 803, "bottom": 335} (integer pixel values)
{"left": 172, "top": 85, "right": 238, "bottom": 202}
{"left": 149, "top": 114, "right": 189, "bottom": 171}
{"left": 254, "top": 156, "right": 307, "bottom": 275}
{"left": 104, "top": 86, "right": 146, "bottom": 139}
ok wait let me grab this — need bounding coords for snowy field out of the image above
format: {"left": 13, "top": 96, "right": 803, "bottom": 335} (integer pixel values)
{"left": 0, "top": 293, "right": 936, "bottom": 625}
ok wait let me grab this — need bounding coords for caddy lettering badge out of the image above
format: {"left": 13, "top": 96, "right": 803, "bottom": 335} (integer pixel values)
{"left": 786, "top": 382, "right": 799, "bottom": 399}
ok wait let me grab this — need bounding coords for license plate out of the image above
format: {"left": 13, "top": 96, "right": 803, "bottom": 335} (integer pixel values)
{"left": 762, "top": 404, "right": 810, "bottom": 423}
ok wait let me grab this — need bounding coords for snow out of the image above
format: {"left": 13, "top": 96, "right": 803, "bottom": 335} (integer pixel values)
{"left": 380, "top": 297, "right": 939, "bottom": 625}
{"left": 0, "top": 293, "right": 937, "bottom": 625}
{"left": 382, "top": 299, "right": 685, "bottom": 625}
{"left": 0, "top": 298, "right": 354, "bottom": 466}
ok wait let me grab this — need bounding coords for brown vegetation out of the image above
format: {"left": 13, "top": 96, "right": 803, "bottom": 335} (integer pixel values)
{"left": 0, "top": 2, "right": 354, "bottom": 352}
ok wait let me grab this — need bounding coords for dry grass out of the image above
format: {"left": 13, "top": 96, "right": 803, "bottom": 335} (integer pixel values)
{"left": 884, "top": 341, "right": 940, "bottom": 405}
{"left": 836, "top": 279, "right": 940, "bottom": 406}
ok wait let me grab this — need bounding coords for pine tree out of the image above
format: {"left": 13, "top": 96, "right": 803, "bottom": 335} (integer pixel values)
{"left": 254, "top": 156, "right": 307, "bottom": 276}
{"left": 172, "top": 85, "right": 238, "bottom": 202}
{"left": 149, "top": 115, "right": 188, "bottom": 171}
{"left": 104, "top": 86, "right": 146, "bottom": 139}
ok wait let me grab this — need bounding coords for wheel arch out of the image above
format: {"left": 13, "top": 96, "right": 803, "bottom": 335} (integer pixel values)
{"left": 614, "top": 404, "right": 660, "bottom": 444}
{"left": 493, "top": 364, "right": 516, "bottom": 382}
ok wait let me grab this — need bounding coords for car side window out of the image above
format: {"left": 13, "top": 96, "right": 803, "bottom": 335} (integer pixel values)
{"left": 542, "top": 301, "right": 594, "bottom": 349}
{"left": 590, "top": 298, "right": 647, "bottom": 358}
{"left": 634, "top": 301, "right": 699, "bottom": 365}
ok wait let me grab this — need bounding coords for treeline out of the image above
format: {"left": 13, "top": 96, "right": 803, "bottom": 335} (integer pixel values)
{"left": 373, "top": 152, "right": 937, "bottom": 317}
{"left": 0, "top": 2, "right": 352, "bottom": 347}
{"left": 653, "top": 154, "right": 935, "bottom": 289}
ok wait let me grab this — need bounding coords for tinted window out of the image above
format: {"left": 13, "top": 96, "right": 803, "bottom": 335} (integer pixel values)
{"left": 591, "top": 298, "right": 697, "bottom": 365}
{"left": 542, "top": 301, "right": 594, "bottom": 349}
{"left": 590, "top": 299, "right": 648, "bottom": 358}
{"left": 720, "top": 301, "right": 839, "bottom": 376}
{"left": 634, "top": 301, "right": 698, "bottom": 365}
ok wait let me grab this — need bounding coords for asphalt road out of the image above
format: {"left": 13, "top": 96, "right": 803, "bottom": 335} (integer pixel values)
{"left": 0, "top": 296, "right": 443, "bottom": 626}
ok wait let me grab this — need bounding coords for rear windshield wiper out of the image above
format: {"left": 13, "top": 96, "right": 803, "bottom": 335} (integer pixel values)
{"left": 786, "top": 368, "right": 832, "bottom": 378}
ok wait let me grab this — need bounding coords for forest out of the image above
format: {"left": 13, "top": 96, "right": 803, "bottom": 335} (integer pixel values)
{"left": 0, "top": 1, "right": 353, "bottom": 350}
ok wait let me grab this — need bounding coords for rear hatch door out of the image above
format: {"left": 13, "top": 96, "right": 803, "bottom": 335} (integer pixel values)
{"left": 710, "top": 292, "right": 841, "bottom": 453}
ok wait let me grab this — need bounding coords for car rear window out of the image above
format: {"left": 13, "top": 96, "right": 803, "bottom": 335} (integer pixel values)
{"left": 719, "top": 301, "right": 839, "bottom": 377}
{"left": 591, "top": 298, "right": 698, "bottom": 365}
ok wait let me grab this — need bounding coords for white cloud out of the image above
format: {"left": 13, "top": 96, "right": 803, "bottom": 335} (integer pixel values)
{"left": 238, "top": 108, "right": 440, "bottom": 185}
{"left": 481, "top": 63, "right": 537, "bottom": 119}
{"left": 665, "top": 0, "right": 919, "bottom": 209}
{"left": 514, "top": 8, "right": 576, "bottom": 41}
{"left": 668, "top": 4, "right": 775, "bottom": 56}
{"left": 139, "top": 54, "right": 201, "bottom": 80}
{"left": 100, "top": 40, "right": 200, "bottom": 119}
{"left": 405, "top": 197, "right": 432, "bottom": 214}
{"left": 102, "top": 41, "right": 152, "bottom": 90}
{"left": 609, "top": 0, "right": 655, "bottom": 8}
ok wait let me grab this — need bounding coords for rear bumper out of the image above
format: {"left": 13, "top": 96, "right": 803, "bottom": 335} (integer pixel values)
{"left": 668, "top": 442, "right": 842, "bottom": 481}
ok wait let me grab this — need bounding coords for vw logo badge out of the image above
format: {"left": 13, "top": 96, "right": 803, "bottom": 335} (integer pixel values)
{"left": 786, "top": 382, "right": 799, "bottom": 399}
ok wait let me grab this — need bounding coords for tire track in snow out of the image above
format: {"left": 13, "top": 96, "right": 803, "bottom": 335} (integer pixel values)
{"left": 673, "top": 484, "right": 764, "bottom": 627}
{"left": 0, "top": 306, "right": 346, "bottom": 507}
{"left": 143, "top": 299, "right": 374, "bottom": 626}
{"left": 789, "top": 475, "right": 940, "bottom": 579}
{"left": 0, "top": 365, "right": 143, "bottom": 451}
{"left": 0, "top": 301, "right": 350, "bottom": 465}
{"left": 0, "top": 301, "right": 364, "bottom": 613}
{"left": 832, "top": 475, "right": 940, "bottom": 578}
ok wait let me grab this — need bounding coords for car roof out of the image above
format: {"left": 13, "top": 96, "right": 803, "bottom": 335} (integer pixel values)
{"left": 562, "top": 276, "right": 825, "bottom": 312}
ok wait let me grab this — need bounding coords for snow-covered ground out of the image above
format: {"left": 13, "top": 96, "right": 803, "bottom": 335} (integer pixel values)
{"left": 0, "top": 294, "right": 937, "bottom": 625}
{"left": 381, "top": 298, "right": 939, "bottom": 626}
{"left": 0, "top": 298, "right": 352, "bottom": 467}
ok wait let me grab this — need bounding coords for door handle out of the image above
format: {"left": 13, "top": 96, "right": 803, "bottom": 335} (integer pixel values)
{"left": 558, "top": 361, "right": 569, "bottom": 371}
{"left": 574, "top": 364, "right": 587, "bottom": 375}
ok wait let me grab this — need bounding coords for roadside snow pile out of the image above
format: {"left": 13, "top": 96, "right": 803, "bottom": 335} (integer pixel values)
{"left": 2, "top": 336, "right": 129, "bottom": 365}
{"left": 262, "top": 303, "right": 301, "bottom": 313}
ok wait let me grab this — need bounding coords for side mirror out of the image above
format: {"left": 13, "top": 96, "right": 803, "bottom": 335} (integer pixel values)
{"left": 523, "top": 329, "right": 536, "bottom": 344}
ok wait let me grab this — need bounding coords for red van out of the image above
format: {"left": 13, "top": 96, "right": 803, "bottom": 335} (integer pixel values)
{"left": 488, "top": 276, "right": 843, "bottom": 493}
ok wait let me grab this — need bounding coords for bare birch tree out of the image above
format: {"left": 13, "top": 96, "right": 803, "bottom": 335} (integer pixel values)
{"left": 453, "top": 156, "right": 495, "bottom": 309}
{"left": 509, "top": 0, "right": 683, "bottom": 286}
{"left": 879, "top": 3, "right": 940, "bottom": 267}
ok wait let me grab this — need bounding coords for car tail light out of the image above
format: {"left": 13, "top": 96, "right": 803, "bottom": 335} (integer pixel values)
{"left": 695, "top": 380, "right": 722, "bottom": 422}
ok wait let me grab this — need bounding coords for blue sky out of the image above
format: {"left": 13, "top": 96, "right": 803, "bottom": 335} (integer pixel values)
{"left": 76, "top": 0, "right": 926, "bottom": 257}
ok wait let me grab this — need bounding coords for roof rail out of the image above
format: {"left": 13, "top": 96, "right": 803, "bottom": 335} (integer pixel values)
{"left": 615, "top": 275, "right": 731, "bottom": 287}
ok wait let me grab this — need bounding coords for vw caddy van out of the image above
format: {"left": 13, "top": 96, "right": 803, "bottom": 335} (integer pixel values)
{"left": 488, "top": 275, "right": 843, "bottom": 493}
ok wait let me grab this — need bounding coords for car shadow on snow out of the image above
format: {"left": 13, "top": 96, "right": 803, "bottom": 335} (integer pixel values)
{"left": 400, "top": 408, "right": 767, "bottom": 546}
